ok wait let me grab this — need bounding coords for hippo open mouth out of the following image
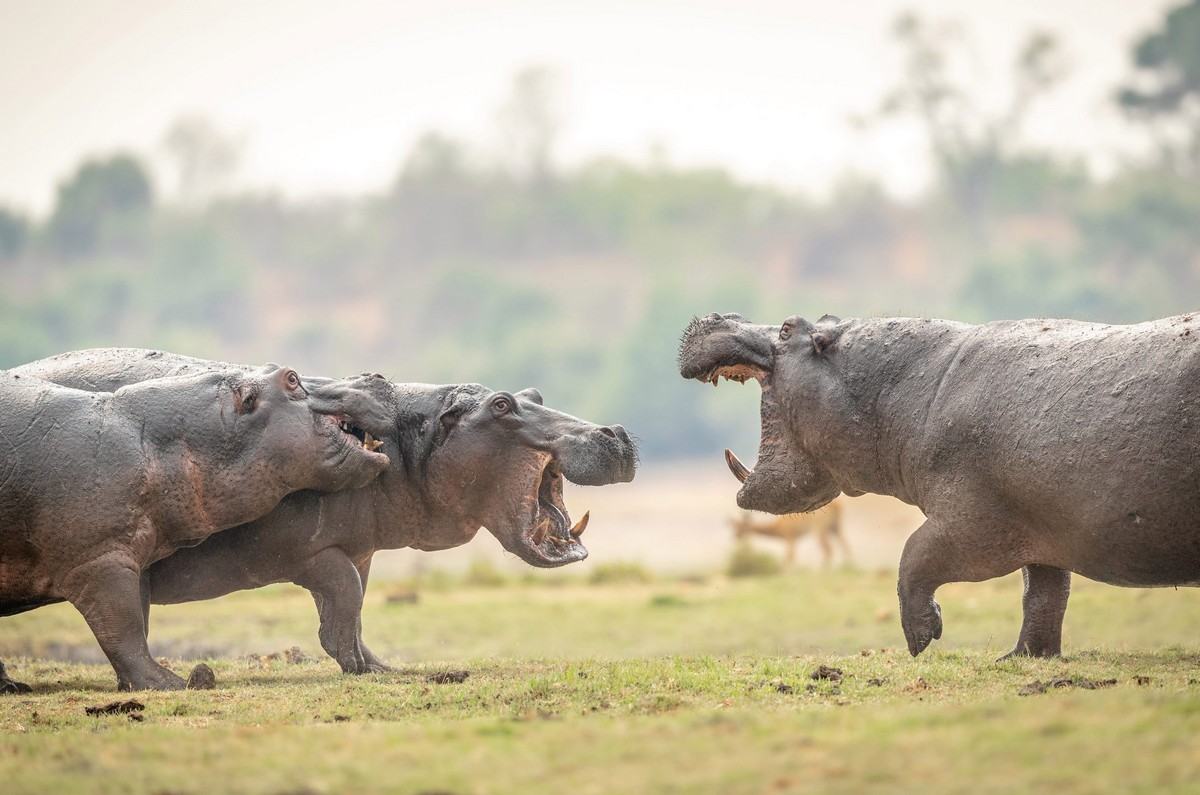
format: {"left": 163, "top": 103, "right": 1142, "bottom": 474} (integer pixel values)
{"left": 324, "top": 414, "right": 390, "bottom": 469}
{"left": 679, "top": 312, "right": 838, "bottom": 515}
{"left": 334, "top": 418, "right": 386, "bottom": 453}
{"left": 518, "top": 456, "right": 590, "bottom": 567}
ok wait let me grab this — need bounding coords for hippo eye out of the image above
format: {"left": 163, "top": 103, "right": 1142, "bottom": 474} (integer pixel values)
{"left": 285, "top": 371, "right": 300, "bottom": 389}
{"left": 492, "top": 397, "right": 511, "bottom": 414}
{"left": 780, "top": 323, "right": 794, "bottom": 341}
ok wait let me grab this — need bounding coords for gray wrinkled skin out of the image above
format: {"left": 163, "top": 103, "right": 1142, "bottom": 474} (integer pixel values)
{"left": 0, "top": 364, "right": 391, "bottom": 692}
{"left": 679, "top": 311, "right": 1200, "bottom": 658}
{"left": 20, "top": 348, "right": 638, "bottom": 675}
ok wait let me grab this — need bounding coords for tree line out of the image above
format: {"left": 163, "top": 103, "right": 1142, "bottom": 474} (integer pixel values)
{"left": 2, "top": 4, "right": 1199, "bottom": 459}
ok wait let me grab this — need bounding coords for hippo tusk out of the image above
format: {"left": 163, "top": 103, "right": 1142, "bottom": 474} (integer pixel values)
{"left": 725, "top": 449, "right": 750, "bottom": 483}
{"left": 364, "top": 432, "right": 384, "bottom": 452}
{"left": 569, "top": 511, "right": 590, "bottom": 540}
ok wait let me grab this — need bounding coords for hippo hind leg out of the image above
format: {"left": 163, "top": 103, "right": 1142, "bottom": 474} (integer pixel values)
{"left": 998, "top": 565, "right": 1070, "bottom": 660}
{"left": 0, "top": 659, "right": 32, "bottom": 694}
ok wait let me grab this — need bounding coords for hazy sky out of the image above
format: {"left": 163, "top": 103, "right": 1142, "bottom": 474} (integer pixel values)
{"left": 0, "top": 0, "right": 1172, "bottom": 214}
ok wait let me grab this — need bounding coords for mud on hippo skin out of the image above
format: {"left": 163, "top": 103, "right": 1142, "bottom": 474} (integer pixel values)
{"left": 680, "top": 310, "right": 1200, "bottom": 660}
{"left": 19, "top": 348, "right": 638, "bottom": 675}
{"left": 0, "top": 364, "right": 391, "bottom": 692}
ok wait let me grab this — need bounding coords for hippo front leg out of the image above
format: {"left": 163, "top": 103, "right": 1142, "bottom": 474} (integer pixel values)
{"left": 0, "top": 659, "right": 32, "bottom": 694}
{"left": 897, "top": 518, "right": 1021, "bottom": 657}
{"left": 294, "top": 548, "right": 371, "bottom": 674}
{"left": 62, "top": 558, "right": 186, "bottom": 691}
{"left": 353, "top": 558, "right": 395, "bottom": 673}
{"left": 999, "top": 565, "right": 1071, "bottom": 660}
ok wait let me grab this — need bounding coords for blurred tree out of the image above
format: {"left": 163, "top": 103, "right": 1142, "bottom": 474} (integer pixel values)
{"left": 0, "top": 206, "right": 28, "bottom": 262}
{"left": 863, "top": 13, "right": 1068, "bottom": 244}
{"left": 46, "top": 153, "right": 154, "bottom": 260}
{"left": 161, "top": 115, "right": 242, "bottom": 205}
{"left": 495, "top": 65, "right": 564, "bottom": 183}
{"left": 1117, "top": 0, "right": 1200, "bottom": 173}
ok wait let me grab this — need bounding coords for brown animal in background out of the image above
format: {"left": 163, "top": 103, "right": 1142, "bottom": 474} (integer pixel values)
{"left": 729, "top": 502, "right": 852, "bottom": 567}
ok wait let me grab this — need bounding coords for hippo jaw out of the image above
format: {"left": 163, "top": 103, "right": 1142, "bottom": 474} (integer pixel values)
{"left": 304, "top": 373, "right": 396, "bottom": 491}
{"left": 679, "top": 312, "right": 839, "bottom": 515}
{"left": 486, "top": 452, "right": 590, "bottom": 567}
{"left": 725, "top": 383, "right": 839, "bottom": 514}
{"left": 316, "top": 413, "right": 392, "bottom": 488}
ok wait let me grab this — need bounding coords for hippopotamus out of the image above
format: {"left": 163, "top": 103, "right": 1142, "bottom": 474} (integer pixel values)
{"left": 679, "top": 311, "right": 1200, "bottom": 658}
{"left": 16, "top": 348, "right": 638, "bottom": 674}
{"left": 0, "top": 365, "right": 392, "bottom": 692}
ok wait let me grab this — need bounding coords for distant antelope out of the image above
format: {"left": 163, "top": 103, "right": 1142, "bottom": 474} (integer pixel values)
{"left": 729, "top": 503, "right": 852, "bottom": 567}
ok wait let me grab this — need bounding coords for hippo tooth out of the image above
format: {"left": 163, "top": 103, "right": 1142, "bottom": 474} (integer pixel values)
{"left": 532, "top": 518, "right": 550, "bottom": 546}
{"left": 569, "top": 511, "right": 590, "bottom": 539}
{"left": 363, "top": 432, "right": 384, "bottom": 452}
{"left": 724, "top": 449, "right": 751, "bottom": 483}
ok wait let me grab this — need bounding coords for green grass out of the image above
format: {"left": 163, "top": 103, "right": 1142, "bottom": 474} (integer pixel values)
{"left": 2, "top": 570, "right": 1199, "bottom": 794}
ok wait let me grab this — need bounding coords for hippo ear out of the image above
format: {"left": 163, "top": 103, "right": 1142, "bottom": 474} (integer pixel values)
{"left": 437, "top": 407, "right": 464, "bottom": 441}
{"left": 817, "top": 314, "right": 841, "bottom": 324}
{"left": 811, "top": 326, "right": 843, "bottom": 356}
{"left": 515, "top": 388, "right": 543, "bottom": 405}
{"left": 233, "top": 383, "right": 259, "bottom": 414}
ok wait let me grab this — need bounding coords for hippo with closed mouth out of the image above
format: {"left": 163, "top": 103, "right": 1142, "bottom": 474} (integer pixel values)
{"left": 0, "top": 364, "right": 392, "bottom": 692}
{"left": 679, "top": 311, "right": 1200, "bottom": 658}
{"left": 16, "top": 349, "right": 638, "bottom": 674}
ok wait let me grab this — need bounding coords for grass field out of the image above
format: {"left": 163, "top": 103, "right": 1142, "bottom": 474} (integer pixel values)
{"left": 2, "top": 567, "right": 1199, "bottom": 794}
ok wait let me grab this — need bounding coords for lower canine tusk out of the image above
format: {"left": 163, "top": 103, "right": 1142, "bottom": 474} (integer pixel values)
{"left": 569, "top": 511, "right": 590, "bottom": 539}
{"left": 724, "top": 449, "right": 751, "bottom": 483}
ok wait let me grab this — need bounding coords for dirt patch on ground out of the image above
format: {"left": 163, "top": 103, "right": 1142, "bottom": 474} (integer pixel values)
{"left": 426, "top": 670, "right": 469, "bottom": 684}
{"left": 1018, "top": 677, "right": 1118, "bottom": 695}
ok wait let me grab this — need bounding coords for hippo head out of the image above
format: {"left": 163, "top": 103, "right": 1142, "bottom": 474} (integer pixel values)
{"left": 678, "top": 312, "right": 841, "bottom": 515}
{"left": 220, "top": 366, "right": 394, "bottom": 493}
{"left": 423, "top": 385, "right": 638, "bottom": 567}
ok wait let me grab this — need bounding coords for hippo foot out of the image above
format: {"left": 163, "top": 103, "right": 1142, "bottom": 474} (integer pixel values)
{"left": 901, "top": 597, "right": 943, "bottom": 657}
{"left": 997, "top": 642, "right": 1063, "bottom": 662}
{"left": 362, "top": 661, "right": 396, "bottom": 674}
{"left": 339, "top": 657, "right": 395, "bottom": 675}
{"left": 116, "top": 665, "right": 188, "bottom": 692}
{"left": 1, "top": 677, "right": 33, "bottom": 695}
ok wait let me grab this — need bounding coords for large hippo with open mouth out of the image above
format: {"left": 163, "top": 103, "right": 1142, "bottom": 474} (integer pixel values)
{"left": 16, "top": 348, "right": 638, "bottom": 674}
{"left": 679, "top": 311, "right": 1200, "bottom": 658}
{"left": 0, "top": 364, "right": 392, "bottom": 692}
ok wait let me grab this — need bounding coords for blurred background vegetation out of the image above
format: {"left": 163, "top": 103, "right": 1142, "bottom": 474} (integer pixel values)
{"left": 2, "top": 4, "right": 1199, "bottom": 460}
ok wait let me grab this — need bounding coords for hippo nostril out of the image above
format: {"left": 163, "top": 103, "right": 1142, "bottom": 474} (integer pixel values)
{"left": 599, "top": 427, "right": 617, "bottom": 439}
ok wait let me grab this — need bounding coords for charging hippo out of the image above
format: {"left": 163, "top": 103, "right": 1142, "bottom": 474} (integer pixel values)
{"left": 17, "top": 349, "right": 638, "bottom": 674}
{"left": 679, "top": 311, "right": 1200, "bottom": 658}
{"left": 0, "top": 365, "right": 392, "bottom": 692}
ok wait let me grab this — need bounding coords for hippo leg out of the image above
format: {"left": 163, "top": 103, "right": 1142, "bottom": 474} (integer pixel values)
{"left": 998, "top": 565, "right": 1071, "bottom": 660}
{"left": 897, "top": 519, "right": 1021, "bottom": 657}
{"left": 353, "top": 558, "right": 395, "bottom": 673}
{"left": 64, "top": 559, "right": 187, "bottom": 691}
{"left": 0, "top": 659, "right": 32, "bottom": 694}
{"left": 295, "top": 548, "right": 370, "bottom": 674}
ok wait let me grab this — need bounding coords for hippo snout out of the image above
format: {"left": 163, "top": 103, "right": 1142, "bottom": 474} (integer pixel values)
{"left": 558, "top": 423, "right": 638, "bottom": 486}
{"left": 600, "top": 424, "right": 632, "bottom": 444}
